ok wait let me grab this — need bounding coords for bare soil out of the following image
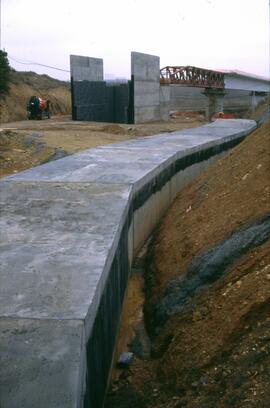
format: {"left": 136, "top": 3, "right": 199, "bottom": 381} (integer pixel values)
{"left": 0, "top": 116, "right": 205, "bottom": 178}
{"left": 0, "top": 71, "right": 71, "bottom": 122}
{"left": 105, "top": 120, "right": 270, "bottom": 408}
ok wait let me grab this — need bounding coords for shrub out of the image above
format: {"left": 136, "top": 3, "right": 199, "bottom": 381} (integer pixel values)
{"left": 0, "top": 50, "right": 11, "bottom": 94}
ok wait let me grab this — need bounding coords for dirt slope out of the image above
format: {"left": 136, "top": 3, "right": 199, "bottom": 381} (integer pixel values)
{"left": 0, "top": 71, "right": 71, "bottom": 122}
{"left": 105, "top": 120, "right": 270, "bottom": 408}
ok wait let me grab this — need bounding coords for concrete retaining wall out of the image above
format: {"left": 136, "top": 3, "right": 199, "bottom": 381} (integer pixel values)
{"left": 169, "top": 85, "right": 207, "bottom": 112}
{"left": 0, "top": 120, "right": 257, "bottom": 408}
{"left": 160, "top": 85, "right": 262, "bottom": 116}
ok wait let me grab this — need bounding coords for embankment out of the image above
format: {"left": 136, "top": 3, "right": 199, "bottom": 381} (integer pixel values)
{"left": 0, "top": 71, "right": 71, "bottom": 122}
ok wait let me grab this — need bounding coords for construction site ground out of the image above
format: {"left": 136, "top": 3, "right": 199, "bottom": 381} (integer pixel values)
{"left": 105, "top": 120, "right": 270, "bottom": 408}
{"left": 1, "top": 94, "right": 269, "bottom": 408}
{"left": 0, "top": 115, "right": 205, "bottom": 177}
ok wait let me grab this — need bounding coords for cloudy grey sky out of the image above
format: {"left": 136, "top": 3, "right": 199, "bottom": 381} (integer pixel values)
{"left": 1, "top": 0, "right": 269, "bottom": 80}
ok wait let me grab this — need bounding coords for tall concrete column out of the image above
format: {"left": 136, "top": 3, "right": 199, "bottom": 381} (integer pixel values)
{"left": 70, "top": 55, "right": 104, "bottom": 120}
{"left": 203, "top": 88, "right": 226, "bottom": 121}
{"left": 131, "top": 51, "right": 160, "bottom": 123}
{"left": 251, "top": 91, "right": 257, "bottom": 114}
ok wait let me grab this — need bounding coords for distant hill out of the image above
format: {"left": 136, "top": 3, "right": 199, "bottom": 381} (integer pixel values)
{"left": 0, "top": 70, "right": 71, "bottom": 122}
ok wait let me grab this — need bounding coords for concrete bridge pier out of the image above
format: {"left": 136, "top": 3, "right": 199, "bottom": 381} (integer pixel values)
{"left": 251, "top": 91, "right": 257, "bottom": 114}
{"left": 203, "top": 88, "right": 226, "bottom": 120}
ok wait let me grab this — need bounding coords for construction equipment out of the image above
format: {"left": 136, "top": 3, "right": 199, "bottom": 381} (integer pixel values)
{"left": 27, "top": 96, "right": 51, "bottom": 120}
{"left": 212, "top": 112, "right": 237, "bottom": 120}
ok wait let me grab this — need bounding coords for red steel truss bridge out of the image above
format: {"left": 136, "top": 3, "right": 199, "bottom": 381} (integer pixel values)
{"left": 160, "top": 66, "right": 225, "bottom": 89}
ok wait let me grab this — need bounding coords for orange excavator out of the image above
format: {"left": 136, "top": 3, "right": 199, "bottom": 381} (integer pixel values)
{"left": 27, "top": 96, "right": 51, "bottom": 120}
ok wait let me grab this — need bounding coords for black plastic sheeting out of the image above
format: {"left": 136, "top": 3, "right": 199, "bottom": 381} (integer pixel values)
{"left": 154, "top": 214, "right": 270, "bottom": 328}
{"left": 71, "top": 79, "right": 132, "bottom": 123}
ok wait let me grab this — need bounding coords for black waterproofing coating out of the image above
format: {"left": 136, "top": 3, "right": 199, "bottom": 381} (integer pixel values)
{"left": 84, "top": 215, "right": 130, "bottom": 408}
{"left": 132, "top": 134, "right": 246, "bottom": 212}
{"left": 71, "top": 80, "right": 131, "bottom": 123}
{"left": 82, "top": 131, "right": 252, "bottom": 407}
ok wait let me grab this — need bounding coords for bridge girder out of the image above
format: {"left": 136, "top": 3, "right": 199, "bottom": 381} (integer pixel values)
{"left": 160, "top": 66, "right": 225, "bottom": 89}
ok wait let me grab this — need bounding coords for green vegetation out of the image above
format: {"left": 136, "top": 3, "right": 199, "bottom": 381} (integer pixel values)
{"left": 0, "top": 50, "right": 11, "bottom": 94}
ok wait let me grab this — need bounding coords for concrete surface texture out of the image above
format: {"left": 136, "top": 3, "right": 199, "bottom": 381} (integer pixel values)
{"left": 224, "top": 73, "right": 270, "bottom": 92}
{"left": 70, "top": 52, "right": 269, "bottom": 123}
{"left": 70, "top": 55, "right": 104, "bottom": 81}
{"left": 0, "top": 119, "right": 257, "bottom": 408}
{"left": 131, "top": 51, "right": 160, "bottom": 123}
{"left": 203, "top": 88, "right": 226, "bottom": 120}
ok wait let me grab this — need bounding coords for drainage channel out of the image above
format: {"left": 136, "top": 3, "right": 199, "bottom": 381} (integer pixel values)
{"left": 104, "top": 213, "right": 270, "bottom": 405}
{"left": 106, "top": 240, "right": 152, "bottom": 395}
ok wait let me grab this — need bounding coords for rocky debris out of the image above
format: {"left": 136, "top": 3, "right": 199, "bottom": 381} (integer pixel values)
{"left": 128, "top": 323, "right": 151, "bottom": 360}
{"left": 0, "top": 129, "right": 67, "bottom": 177}
{"left": 46, "top": 147, "right": 68, "bottom": 162}
{"left": 117, "top": 352, "right": 134, "bottom": 368}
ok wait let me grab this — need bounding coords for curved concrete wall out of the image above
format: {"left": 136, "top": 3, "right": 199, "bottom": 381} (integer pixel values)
{"left": 0, "top": 119, "right": 256, "bottom": 408}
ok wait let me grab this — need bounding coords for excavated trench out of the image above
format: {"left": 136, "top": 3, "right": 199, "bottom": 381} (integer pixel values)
{"left": 103, "top": 119, "right": 270, "bottom": 408}
{"left": 109, "top": 241, "right": 152, "bottom": 386}
{"left": 105, "top": 213, "right": 270, "bottom": 407}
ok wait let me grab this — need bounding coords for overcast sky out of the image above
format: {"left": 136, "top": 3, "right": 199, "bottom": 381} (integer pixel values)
{"left": 1, "top": 0, "right": 269, "bottom": 81}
